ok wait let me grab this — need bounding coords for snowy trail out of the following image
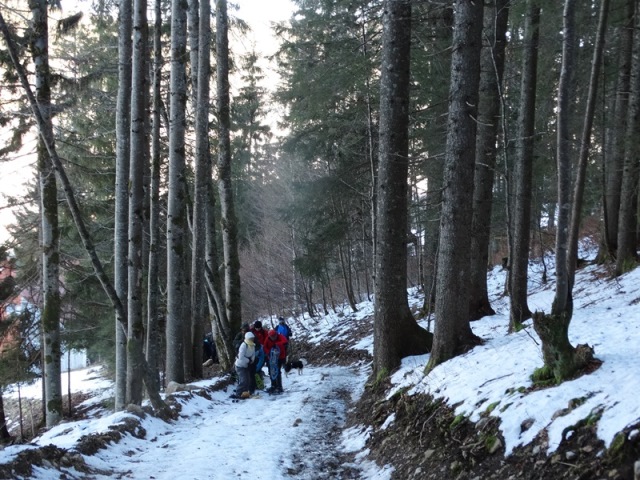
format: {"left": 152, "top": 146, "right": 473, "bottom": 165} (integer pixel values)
{"left": 24, "top": 364, "right": 369, "bottom": 480}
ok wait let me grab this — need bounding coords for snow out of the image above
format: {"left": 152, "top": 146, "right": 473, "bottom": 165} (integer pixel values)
{"left": 1, "top": 246, "right": 640, "bottom": 477}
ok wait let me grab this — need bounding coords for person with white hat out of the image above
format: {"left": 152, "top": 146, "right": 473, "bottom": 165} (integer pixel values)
{"left": 231, "top": 331, "right": 256, "bottom": 399}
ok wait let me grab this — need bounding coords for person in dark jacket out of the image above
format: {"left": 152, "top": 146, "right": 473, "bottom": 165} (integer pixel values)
{"left": 233, "top": 323, "right": 251, "bottom": 353}
{"left": 250, "top": 320, "right": 268, "bottom": 346}
{"left": 263, "top": 329, "right": 287, "bottom": 394}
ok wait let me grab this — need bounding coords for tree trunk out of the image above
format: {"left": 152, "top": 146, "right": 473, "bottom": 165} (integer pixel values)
{"left": 374, "top": 0, "right": 432, "bottom": 378}
{"left": 205, "top": 177, "right": 234, "bottom": 368}
{"left": 0, "top": 391, "right": 12, "bottom": 442}
{"left": 0, "top": 13, "right": 170, "bottom": 417}
{"left": 509, "top": 0, "right": 539, "bottom": 331}
{"left": 567, "top": 0, "right": 609, "bottom": 287}
{"left": 145, "top": 0, "right": 163, "bottom": 395}
{"left": 551, "top": 0, "right": 576, "bottom": 318}
{"left": 600, "top": 0, "right": 634, "bottom": 262}
{"left": 469, "top": 0, "right": 509, "bottom": 322}
{"left": 126, "top": 0, "right": 148, "bottom": 405}
{"left": 216, "top": 0, "right": 243, "bottom": 334}
{"left": 532, "top": 0, "right": 584, "bottom": 385}
{"left": 29, "top": 0, "right": 63, "bottom": 428}
{"left": 190, "top": 0, "right": 211, "bottom": 379}
{"left": 114, "top": 0, "right": 132, "bottom": 412}
{"left": 166, "top": 0, "right": 189, "bottom": 384}
{"left": 427, "top": 0, "right": 484, "bottom": 372}
{"left": 616, "top": 2, "right": 640, "bottom": 275}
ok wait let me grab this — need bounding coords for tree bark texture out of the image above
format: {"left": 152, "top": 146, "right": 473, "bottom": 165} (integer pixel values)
{"left": 616, "top": 2, "right": 640, "bottom": 275}
{"left": 602, "top": 0, "right": 634, "bottom": 260}
{"left": 114, "top": 0, "right": 132, "bottom": 411}
{"left": 145, "top": 0, "right": 163, "bottom": 395}
{"left": 567, "top": 0, "right": 609, "bottom": 287}
{"left": 190, "top": 0, "right": 211, "bottom": 379}
{"left": 509, "top": 0, "right": 539, "bottom": 330}
{"left": 29, "top": 0, "right": 63, "bottom": 428}
{"left": 469, "top": 0, "right": 509, "bottom": 322}
{"left": 427, "top": 0, "right": 484, "bottom": 371}
{"left": 374, "top": 0, "right": 432, "bottom": 377}
{"left": 551, "top": 0, "right": 576, "bottom": 318}
{"left": 216, "top": 0, "right": 243, "bottom": 336}
{"left": 126, "top": 0, "right": 148, "bottom": 405}
{"left": 166, "top": 0, "right": 189, "bottom": 384}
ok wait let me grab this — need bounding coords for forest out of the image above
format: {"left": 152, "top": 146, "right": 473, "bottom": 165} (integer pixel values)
{"left": 0, "top": 0, "right": 637, "bottom": 443}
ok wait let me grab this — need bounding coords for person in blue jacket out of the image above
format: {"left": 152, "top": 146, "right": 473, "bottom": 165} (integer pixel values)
{"left": 275, "top": 317, "right": 292, "bottom": 358}
{"left": 252, "top": 342, "right": 266, "bottom": 391}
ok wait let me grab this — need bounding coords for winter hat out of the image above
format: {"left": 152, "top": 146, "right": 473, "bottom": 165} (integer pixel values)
{"left": 253, "top": 320, "right": 262, "bottom": 329}
{"left": 244, "top": 332, "right": 255, "bottom": 341}
{"left": 241, "top": 323, "right": 250, "bottom": 331}
{"left": 268, "top": 329, "right": 277, "bottom": 339}
{"left": 278, "top": 317, "right": 285, "bottom": 323}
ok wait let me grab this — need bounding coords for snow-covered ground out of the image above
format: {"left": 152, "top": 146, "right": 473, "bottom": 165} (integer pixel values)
{"left": 1, "top": 244, "right": 639, "bottom": 478}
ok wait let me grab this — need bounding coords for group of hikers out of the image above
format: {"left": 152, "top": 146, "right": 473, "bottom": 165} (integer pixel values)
{"left": 231, "top": 317, "right": 292, "bottom": 399}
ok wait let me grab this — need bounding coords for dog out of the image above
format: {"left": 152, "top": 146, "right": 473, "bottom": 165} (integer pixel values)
{"left": 284, "top": 359, "right": 305, "bottom": 376}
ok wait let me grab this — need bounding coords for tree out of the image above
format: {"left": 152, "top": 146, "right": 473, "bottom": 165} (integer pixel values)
{"left": 216, "top": 0, "right": 243, "bottom": 337}
{"left": 532, "top": 0, "right": 595, "bottom": 383}
{"left": 616, "top": 0, "right": 640, "bottom": 275}
{"left": 373, "top": 0, "right": 432, "bottom": 377}
{"left": 29, "top": 0, "right": 63, "bottom": 427}
{"left": 190, "top": 0, "right": 211, "bottom": 379}
{"left": 126, "top": 0, "right": 148, "bottom": 405}
{"left": 426, "top": 0, "right": 484, "bottom": 372}
{"left": 166, "top": 0, "right": 189, "bottom": 384}
{"left": 600, "top": 0, "right": 634, "bottom": 262}
{"left": 114, "top": 0, "right": 132, "bottom": 411}
{"left": 469, "top": 0, "right": 509, "bottom": 322}
{"left": 509, "top": 0, "right": 539, "bottom": 331}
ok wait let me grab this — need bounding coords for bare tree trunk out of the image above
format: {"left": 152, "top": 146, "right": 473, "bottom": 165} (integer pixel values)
{"left": 205, "top": 177, "right": 234, "bottom": 368}
{"left": 427, "top": 0, "right": 484, "bottom": 372}
{"left": 469, "top": 0, "right": 509, "bottom": 322}
{"left": 616, "top": 2, "right": 640, "bottom": 275}
{"left": 166, "top": 0, "right": 189, "bottom": 384}
{"left": 29, "top": 0, "right": 62, "bottom": 427}
{"left": 374, "top": 0, "right": 432, "bottom": 377}
{"left": 509, "top": 0, "right": 539, "bottom": 331}
{"left": 216, "top": 0, "right": 243, "bottom": 334}
{"left": 145, "top": 0, "right": 163, "bottom": 395}
{"left": 567, "top": 0, "right": 609, "bottom": 285}
{"left": 532, "top": 0, "right": 593, "bottom": 384}
{"left": 126, "top": 0, "right": 149, "bottom": 405}
{"left": 600, "top": 0, "right": 634, "bottom": 261}
{"left": 190, "top": 0, "right": 211, "bottom": 379}
{"left": 114, "top": 0, "right": 132, "bottom": 412}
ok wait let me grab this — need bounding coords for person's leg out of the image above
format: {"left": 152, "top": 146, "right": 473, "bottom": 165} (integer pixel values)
{"left": 236, "top": 366, "right": 249, "bottom": 395}
{"left": 249, "top": 363, "right": 257, "bottom": 394}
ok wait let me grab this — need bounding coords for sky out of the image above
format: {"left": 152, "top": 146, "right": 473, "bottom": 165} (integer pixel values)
{"left": 1, "top": 240, "right": 639, "bottom": 478}
{"left": 0, "top": 0, "right": 295, "bottom": 244}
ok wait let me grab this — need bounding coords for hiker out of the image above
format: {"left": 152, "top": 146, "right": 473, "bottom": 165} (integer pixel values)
{"left": 253, "top": 341, "right": 266, "bottom": 391}
{"left": 250, "top": 320, "right": 268, "bottom": 346}
{"left": 231, "top": 331, "right": 256, "bottom": 400}
{"left": 233, "top": 323, "right": 251, "bottom": 353}
{"left": 202, "top": 332, "right": 217, "bottom": 367}
{"left": 275, "top": 316, "right": 292, "bottom": 358}
{"left": 263, "top": 329, "right": 287, "bottom": 394}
